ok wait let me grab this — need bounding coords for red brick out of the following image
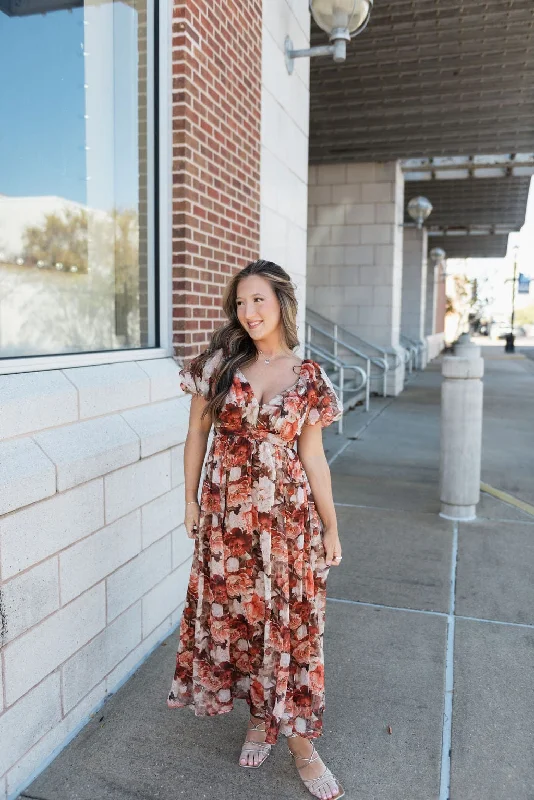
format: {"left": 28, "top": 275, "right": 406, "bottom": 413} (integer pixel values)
{"left": 171, "top": 0, "right": 261, "bottom": 359}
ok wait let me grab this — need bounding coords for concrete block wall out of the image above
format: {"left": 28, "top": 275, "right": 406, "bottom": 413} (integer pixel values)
{"left": 0, "top": 358, "right": 193, "bottom": 799}
{"left": 308, "top": 161, "right": 406, "bottom": 394}
{"left": 260, "top": 0, "right": 310, "bottom": 347}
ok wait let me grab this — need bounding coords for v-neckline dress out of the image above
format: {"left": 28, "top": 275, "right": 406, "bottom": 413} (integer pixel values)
{"left": 167, "top": 348, "right": 343, "bottom": 744}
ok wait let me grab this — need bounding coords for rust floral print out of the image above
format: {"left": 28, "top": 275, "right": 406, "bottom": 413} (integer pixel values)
{"left": 167, "top": 349, "right": 343, "bottom": 744}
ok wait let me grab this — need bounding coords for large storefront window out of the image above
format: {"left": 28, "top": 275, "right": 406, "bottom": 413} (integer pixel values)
{"left": 0, "top": 0, "right": 155, "bottom": 358}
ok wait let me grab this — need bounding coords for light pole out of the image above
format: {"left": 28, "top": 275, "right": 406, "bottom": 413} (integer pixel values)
{"left": 505, "top": 245, "right": 519, "bottom": 353}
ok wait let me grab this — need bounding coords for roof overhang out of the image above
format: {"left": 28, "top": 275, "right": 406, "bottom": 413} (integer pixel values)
{"left": 426, "top": 235, "right": 509, "bottom": 259}
{"left": 309, "top": 1, "right": 534, "bottom": 164}
{"left": 309, "top": 1, "right": 534, "bottom": 258}
{"left": 402, "top": 158, "right": 531, "bottom": 258}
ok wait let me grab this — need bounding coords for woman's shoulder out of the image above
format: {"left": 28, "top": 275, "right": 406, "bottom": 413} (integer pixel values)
{"left": 301, "top": 358, "right": 325, "bottom": 380}
{"left": 204, "top": 346, "right": 225, "bottom": 366}
{"left": 302, "top": 358, "right": 341, "bottom": 401}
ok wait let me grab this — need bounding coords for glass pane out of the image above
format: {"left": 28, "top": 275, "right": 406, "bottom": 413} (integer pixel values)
{"left": 0, "top": 0, "right": 154, "bottom": 358}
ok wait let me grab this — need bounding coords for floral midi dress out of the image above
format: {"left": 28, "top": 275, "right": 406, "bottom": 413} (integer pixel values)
{"left": 167, "top": 348, "right": 343, "bottom": 744}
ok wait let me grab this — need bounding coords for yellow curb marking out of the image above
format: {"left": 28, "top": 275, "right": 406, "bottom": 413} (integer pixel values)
{"left": 481, "top": 482, "right": 534, "bottom": 518}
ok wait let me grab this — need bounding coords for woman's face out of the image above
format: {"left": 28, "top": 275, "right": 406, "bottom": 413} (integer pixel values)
{"left": 236, "top": 275, "right": 281, "bottom": 341}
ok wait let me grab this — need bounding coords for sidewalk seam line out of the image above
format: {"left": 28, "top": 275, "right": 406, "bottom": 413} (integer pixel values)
{"left": 326, "top": 597, "right": 534, "bottom": 629}
{"left": 439, "top": 520, "right": 457, "bottom": 800}
{"left": 333, "top": 500, "right": 534, "bottom": 525}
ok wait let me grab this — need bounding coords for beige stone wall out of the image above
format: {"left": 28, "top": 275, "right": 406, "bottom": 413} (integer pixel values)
{"left": 307, "top": 161, "right": 405, "bottom": 393}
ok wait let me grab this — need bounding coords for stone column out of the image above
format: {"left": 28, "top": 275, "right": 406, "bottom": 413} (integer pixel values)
{"left": 425, "top": 259, "right": 438, "bottom": 337}
{"left": 439, "top": 346, "right": 484, "bottom": 521}
{"left": 401, "top": 226, "right": 428, "bottom": 367}
{"left": 308, "top": 161, "right": 405, "bottom": 395}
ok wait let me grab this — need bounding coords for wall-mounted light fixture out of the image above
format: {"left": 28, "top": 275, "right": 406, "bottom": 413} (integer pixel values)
{"left": 407, "top": 196, "right": 433, "bottom": 229}
{"left": 430, "top": 246, "right": 448, "bottom": 280}
{"left": 285, "top": 0, "right": 373, "bottom": 74}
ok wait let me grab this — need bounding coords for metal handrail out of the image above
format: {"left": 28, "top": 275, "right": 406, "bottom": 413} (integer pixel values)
{"left": 305, "top": 320, "right": 388, "bottom": 398}
{"left": 304, "top": 341, "right": 368, "bottom": 434}
{"left": 400, "top": 334, "right": 427, "bottom": 371}
{"left": 306, "top": 307, "right": 402, "bottom": 372}
{"left": 399, "top": 337, "right": 416, "bottom": 373}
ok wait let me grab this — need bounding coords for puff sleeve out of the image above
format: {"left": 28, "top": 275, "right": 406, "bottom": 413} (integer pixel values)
{"left": 304, "top": 361, "right": 344, "bottom": 427}
{"left": 179, "top": 348, "right": 223, "bottom": 399}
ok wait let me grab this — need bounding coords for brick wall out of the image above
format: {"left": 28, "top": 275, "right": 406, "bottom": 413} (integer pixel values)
{"left": 172, "top": 0, "right": 263, "bottom": 359}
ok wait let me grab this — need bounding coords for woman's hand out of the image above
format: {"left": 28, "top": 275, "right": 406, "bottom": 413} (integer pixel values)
{"left": 323, "top": 527, "right": 343, "bottom": 567}
{"left": 185, "top": 500, "right": 200, "bottom": 539}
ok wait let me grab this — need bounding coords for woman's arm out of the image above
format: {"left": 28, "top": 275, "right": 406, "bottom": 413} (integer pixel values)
{"left": 183, "top": 395, "right": 212, "bottom": 537}
{"left": 297, "top": 422, "right": 342, "bottom": 566}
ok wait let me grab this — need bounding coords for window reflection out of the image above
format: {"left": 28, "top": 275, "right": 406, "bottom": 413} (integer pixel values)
{"left": 0, "top": 0, "right": 153, "bottom": 358}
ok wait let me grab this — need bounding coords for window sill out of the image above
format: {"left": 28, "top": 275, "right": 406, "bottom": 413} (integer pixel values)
{"left": 0, "top": 347, "right": 174, "bottom": 375}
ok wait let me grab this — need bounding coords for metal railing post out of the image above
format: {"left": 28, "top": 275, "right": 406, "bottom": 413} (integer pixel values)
{"left": 365, "top": 358, "right": 370, "bottom": 411}
{"left": 338, "top": 364, "right": 344, "bottom": 434}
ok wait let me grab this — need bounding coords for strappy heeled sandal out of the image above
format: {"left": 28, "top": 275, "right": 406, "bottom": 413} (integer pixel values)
{"left": 287, "top": 733, "right": 345, "bottom": 799}
{"left": 239, "top": 716, "right": 272, "bottom": 768}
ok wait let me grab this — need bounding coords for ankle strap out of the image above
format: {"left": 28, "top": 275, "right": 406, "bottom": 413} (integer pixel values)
{"left": 289, "top": 741, "right": 320, "bottom": 767}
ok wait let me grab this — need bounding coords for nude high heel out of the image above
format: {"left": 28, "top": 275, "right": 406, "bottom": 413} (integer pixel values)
{"left": 239, "top": 715, "right": 272, "bottom": 768}
{"left": 287, "top": 733, "right": 345, "bottom": 799}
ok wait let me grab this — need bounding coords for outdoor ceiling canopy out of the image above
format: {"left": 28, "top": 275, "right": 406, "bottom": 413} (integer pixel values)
{"left": 308, "top": 0, "right": 534, "bottom": 258}
{"left": 403, "top": 173, "right": 530, "bottom": 258}
{"left": 427, "top": 236, "right": 509, "bottom": 259}
{"left": 309, "top": 0, "right": 534, "bottom": 163}
{"left": 403, "top": 175, "right": 530, "bottom": 232}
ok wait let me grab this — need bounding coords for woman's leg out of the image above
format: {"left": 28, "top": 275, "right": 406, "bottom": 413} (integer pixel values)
{"left": 286, "top": 733, "right": 343, "bottom": 800}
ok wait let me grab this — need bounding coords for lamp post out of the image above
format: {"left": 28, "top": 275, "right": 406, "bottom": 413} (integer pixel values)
{"left": 285, "top": 0, "right": 373, "bottom": 73}
{"left": 505, "top": 245, "right": 519, "bottom": 353}
{"left": 430, "top": 247, "right": 447, "bottom": 280}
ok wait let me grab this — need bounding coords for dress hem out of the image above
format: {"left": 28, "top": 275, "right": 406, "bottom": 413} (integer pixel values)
{"left": 166, "top": 695, "right": 325, "bottom": 743}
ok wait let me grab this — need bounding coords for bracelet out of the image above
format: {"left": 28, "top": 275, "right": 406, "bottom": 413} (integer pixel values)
{"left": 186, "top": 500, "right": 199, "bottom": 505}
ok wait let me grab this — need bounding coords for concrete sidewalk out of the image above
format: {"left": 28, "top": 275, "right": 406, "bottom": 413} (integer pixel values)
{"left": 21, "top": 353, "right": 534, "bottom": 800}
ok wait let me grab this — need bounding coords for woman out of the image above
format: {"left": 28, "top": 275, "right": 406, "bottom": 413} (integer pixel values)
{"left": 167, "top": 259, "right": 345, "bottom": 800}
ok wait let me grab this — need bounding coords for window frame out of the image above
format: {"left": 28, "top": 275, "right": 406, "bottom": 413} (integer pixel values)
{"left": 0, "top": 0, "right": 173, "bottom": 376}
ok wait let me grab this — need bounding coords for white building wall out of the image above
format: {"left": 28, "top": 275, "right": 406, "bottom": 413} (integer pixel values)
{"left": 0, "top": 358, "right": 193, "bottom": 799}
{"left": 259, "top": 0, "right": 310, "bottom": 346}
{"left": 308, "top": 161, "right": 406, "bottom": 394}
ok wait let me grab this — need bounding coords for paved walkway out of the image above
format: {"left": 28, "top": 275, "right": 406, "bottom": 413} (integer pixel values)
{"left": 21, "top": 349, "right": 534, "bottom": 800}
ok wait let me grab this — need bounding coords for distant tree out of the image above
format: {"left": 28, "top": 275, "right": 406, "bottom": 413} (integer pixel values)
{"left": 18, "top": 206, "right": 141, "bottom": 347}
{"left": 22, "top": 209, "right": 89, "bottom": 271}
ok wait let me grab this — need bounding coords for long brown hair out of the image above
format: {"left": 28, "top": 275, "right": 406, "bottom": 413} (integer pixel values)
{"left": 184, "top": 259, "right": 300, "bottom": 422}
